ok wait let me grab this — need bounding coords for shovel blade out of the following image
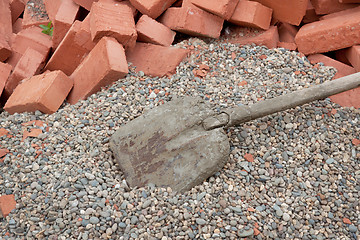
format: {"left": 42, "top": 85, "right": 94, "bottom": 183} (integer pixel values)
{"left": 110, "top": 97, "right": 230, "bottom": 193}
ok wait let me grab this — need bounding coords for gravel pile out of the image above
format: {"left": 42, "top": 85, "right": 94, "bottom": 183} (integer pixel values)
{"left": 1, "top": 38, "right": 359, "bottom": 239}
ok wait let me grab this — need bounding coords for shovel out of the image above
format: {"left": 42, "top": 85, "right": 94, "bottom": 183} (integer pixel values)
{"left": 110, "top": 72, "right": 360, "bottom": 193}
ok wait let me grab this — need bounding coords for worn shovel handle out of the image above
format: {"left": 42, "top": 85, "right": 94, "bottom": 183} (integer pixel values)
{"left": 222, "top": 72, "right": 360, "bottom": 128}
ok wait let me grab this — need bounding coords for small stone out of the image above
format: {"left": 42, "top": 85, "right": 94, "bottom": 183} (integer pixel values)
{"left": 196, "top": 218, "right": 207, "bottom": 225}
{"left": 348, "top": 225, "right": 357, "bottom": 233}
{"left": 89, "top": 217, "right": 99, "bottom": 224}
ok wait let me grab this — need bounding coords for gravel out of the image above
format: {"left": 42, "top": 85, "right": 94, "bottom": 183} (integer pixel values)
{"left": 0, "top": 37, "right": 359, "bottom": 239}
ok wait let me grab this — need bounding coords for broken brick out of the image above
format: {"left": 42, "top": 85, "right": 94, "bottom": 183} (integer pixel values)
{"left": 251, "top": 0, "right": 308, "bottom": 26}
{"left": 129, "top": 0, "right": 178, "bottom": 19}
{"left": 136, "top": 14, "right": 176, "bottom": 47}
{"left": 45, "top": 19, "right": 95, "bottom": 76}
{"left": 4, "top": 70, "right": 74, "bottom": 114}
{"left": 302, "top": 0, "right": 320, "bottom": 24}
{"left": 22, "top": 0, "right": 50, "bottom": 29}
{"left": 67, "top": 37, "right": 128, "bottom": 104}
{"left": 229, "top": 0, "right": 272, "bottom": 30}
{"left": 3, "top": 48, "right": 45, "bottom": 100}
{"left": 10, "top": 0, "right": 25, "bottom": 24}
{"left": 319, "top": 5, "right": 360, "bottom": 20}
{"left": 342, "top": 45, "right": 360, "bottom": 72}
{"left": 307, "top": 54, "right": 360, "bottom": 108}
{"left": 0, "top": 62, "right": 12, "bottom": 97}
{"left": 190, "top": 0, "right": 239, "bottom": 20}
{"left": 0, "top": 0, "right": 12, "bottom": 62}
{"left": 295, "top": 11, "right": 360, "bottom": 55}
{"left": 126, "top": 42, "right": 189, "bottom": 77}
{"left": 12, "top": 18, "right": 23, "bottom": 34}
{"left": 72, "top": 0, "right": 98, "bottom": 10}
{"left": 225, "top": 26, "right": 279, "bottom": 49}
{"left": 9, "top": 26, "right": 52, "bottom": 67}
{"left": 52, "top": 0, "right": 80, "bottom": 49}
{"left": 89, "top": 1, "right": 137, "bottom": 49}
{"left": 0, "top": 194, "right": 16, "bottom": 218}
{"left": 159, "top": 7, "right": 224, "bottom": 38}
{"left": 310, "top": 0, "right": 358, "bottom": 14}
{"left": 0, "top": 148, "right": 9, "bottom": 158}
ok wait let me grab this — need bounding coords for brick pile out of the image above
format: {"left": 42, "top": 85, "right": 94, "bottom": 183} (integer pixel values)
{"left": 0, "top": 0, "right": 360, "bottom": 117}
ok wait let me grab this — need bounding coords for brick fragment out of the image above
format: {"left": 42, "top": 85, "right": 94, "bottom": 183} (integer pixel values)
{"left": 12, "top": 18, "right": 23, "bottom": 34}
{"left": 224, "top": 26, "right": 279, "bottom": 49}
{"left": 136, "top": 15, "right": 176, "bottom": 46}
{"left": 190, "top": 0, "right": 239, "bottom": 20}
{"left": 310, "top": 0, "right": 358, "bottom": 14}
{"left": 10, "top": 0, "right": 25, "bottom": 24}
{"left": 0, "top": 194, "right": 16, "bottom": 217}
{"left": 251, "top": 0, "right": 308, "bottom": 26}
{"left": 73, "top": 0, "right": 98, "bottom": 10}
{"left": 159, "top": 7, "right": 224, "bottom": 38}
{"left": 90, "top": 1, "right": 137, "bottom": 49}
{"left": 22, "top": 0, "right": 50, "bottom": 29}
{"left": 0, "top": 0, "right": 12, "bottom": 62}
{"left": 343, "top": 45, "right": 360, "bottom": 72}
{"left": 126, "top": 42, "right": 189, "bottom": 77}
{"left": 4, "top": 70, "right": 74, "bottom": 114}
{"left": 295, "top": 11, "right": 360, "bottom": 55}
{"left": 229, "top": 0, "right": 272, "bottom": 30}
{"left": 43, "top": 0, "right": 62, "bottom": 22}
{"left": 67, "top": 37, "right": 128, "bottom": 104}
{"left": 129, "top": 0, "right": 178, "bottom": 19}
{"left": 307, "top": 54, "right": 360, "bottom": 108}
{"left": 45, "top": 20, "right": 95, "bottom": 76}
{"left": 0, "top": 62, "right": 12, "bottom": 96}
{"left": 52, "top": 0, "right": 80, "bottom": 49}
{"left": 302, "top": 1, "right": 320, "bottom": 24}
{"left": 319, "top": 5, "right": 360, "bottom": 20}
{"left": 3, "top": 48, "right": 44, "bottom": 99}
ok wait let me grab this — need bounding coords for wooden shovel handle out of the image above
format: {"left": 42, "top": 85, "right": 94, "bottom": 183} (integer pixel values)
{"left": 224, "top": 72, "right": 360, "bottom": 128}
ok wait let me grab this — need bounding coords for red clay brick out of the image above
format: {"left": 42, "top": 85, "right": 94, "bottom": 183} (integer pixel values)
{"left": 52, "top": 0, "right": 80, "bottom": 49}
{"left": 229, "top": 0, "right": 272, "bottom": 30}
{"left": 10, "top": 0, "right": 25, "bottom": 24}
{"left": 0, "top": 62, "right": 12, "bottom": 97}
{"left": 22, "top": 0, "right": 50, "bottom": 29}
{"left": 4, "top": 70, "right": 74, "bottom": 114}
{"left": 159, "top": 7, "right": 224, "bottom": 38}
{"left": 0, "top": 0, "right": 12, "bottom": 62}
{"left": 129, "top": 0, "right": 178, "bottom": 19}
{"left": 302, "top": 0, "right": 320, "bottom": 23}
{"left": 3, "top": 48, "right": 45, "bottom": 99}
{"left": 295, "top": 11, "right": 360, "bottom": 55}
{"left": 136, "top": 15, "right": 176, "bottom": 47}
{"left": 310, "top": 0, "right": 358, "bottom": 14}
{"left": 11, "top": 26, "right": 52, "bottom": 59}
{"left": 190, "top": 0, "right": 239, "bottom": 20}
{"left": 339, "top": 0, "right": 360, "bottom": 2}
{"left": 73, "top": 0, "right": 98, "bottom": 10}
{"left": 45, "top": 20, "right": 95, "bottom": 76}
{"left": 43, "top": 0, "right": 61, "bottom": 22}
{"left": 278, "top": 23, "right": 298, "bottom": 43}
{"left": 251, "top": 0, "right": 308, "bottom": 26}
{"left": 67, "top": 37, "right": 128, "bottom": 104}
{"left": 343, "top": 45, "right": 360, "bottom": 72}
{"left": 277, "top": 42, "right": 297, "bottom": 51}
{"left": 0, "top": 194, "right": 16, "bottom": 217}
{"left": 126, "top": 42, "right": 189, "bottom": 77}
{"left": 90, "top": 1, "right": 137, "bottom": 49}
{"left": 319, "top": 5, "right": 360, "bottom": 20}
{"left": 225, "top": 26, "right": 279, "bottom": 49}
{"left": 307, "top": 54, "right": 360, "bottom": 108}
{"left": 12, "top": 18, "right": 23, "bottom": 34}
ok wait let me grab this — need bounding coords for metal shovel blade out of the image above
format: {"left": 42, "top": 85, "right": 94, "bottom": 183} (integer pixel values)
{"left": 110, "top": 97, "right": 230, "bottom": 193}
